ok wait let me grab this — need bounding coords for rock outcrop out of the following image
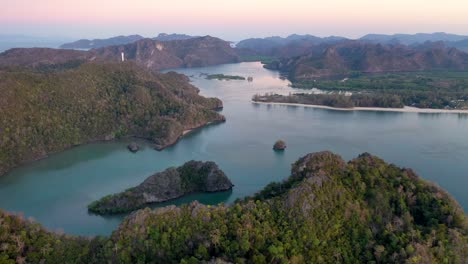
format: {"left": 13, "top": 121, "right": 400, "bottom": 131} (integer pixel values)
{"left": 273, "top": 140, "right": 287, "bottom": 150}
{"left": 127, "top": 142, "right": 139, "bottom": 153}
{"left": 88, "top": 161, "right": 233, "bottom": 214}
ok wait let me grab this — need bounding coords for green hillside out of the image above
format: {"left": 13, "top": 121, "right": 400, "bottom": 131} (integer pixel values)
{"left": 0, "top": 152, "right": 466, "bottom": 263}
{"left": 0, "top": 62, "right": 224, "bottom": 176}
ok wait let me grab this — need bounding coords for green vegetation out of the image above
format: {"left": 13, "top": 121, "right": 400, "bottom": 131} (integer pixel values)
{"left": 0, "top": 62, "right": 224, "bottom": 176}
{"left": 206, "top": 74, "right": 246, "bottom": 81}
{"left": 253, "top": 93, "right": 404, "bottom": 108}
{"left": 238, "top": 55, "right": 276, "bottom": 64}
{"left": 1, "top": 151, "right": 466, "bottom": 263}
{"left": 292, "top": 72, "right": 468, "bottom": 109}
{"left": 0, "top": 210, "right": 105, "bottom": 264}
{"left": 88, "top": 161, "right": 233, "bottom": 215}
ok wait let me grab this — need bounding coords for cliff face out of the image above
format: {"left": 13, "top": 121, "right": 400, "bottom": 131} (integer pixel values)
{"left": 88, "top": 161, "right": 233, "bottom": 214}
{"left": 91, "top": 36, "right": 239, "bottom": 70}
{"left": 0, "top": 62, "right": 225, "bottom": 177}
{"left": 0, "top": 36, "right": 239, "bottom": 71}
{"left": 0, "top": 151, "right": 466, "bottom": 263}
{"left": 264, "top": 41, "right": 468, "bottom": 80}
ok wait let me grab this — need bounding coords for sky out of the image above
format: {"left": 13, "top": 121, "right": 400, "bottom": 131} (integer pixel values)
{"left": 1, "top": 0, "right": 468, "bottom": 41}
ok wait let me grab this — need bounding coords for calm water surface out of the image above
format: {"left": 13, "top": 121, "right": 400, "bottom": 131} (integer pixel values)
{"left": 1, "top": 62, "right": 467, "bottom": 236}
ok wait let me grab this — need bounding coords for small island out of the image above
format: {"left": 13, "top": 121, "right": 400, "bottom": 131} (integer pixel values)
{"left": 273, "top": 140, "right": 287, "bottom": 151}
{"left": 88, "top": 161, "right": 233, "bottom": 214}
{"left": 206, "top": 73, "right": 246, "bottom": 81}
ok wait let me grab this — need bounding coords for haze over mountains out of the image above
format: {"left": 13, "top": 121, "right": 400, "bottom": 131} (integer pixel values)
{"left": 59, "top": 34, "right": 144, "bottom": 50}
{"left": 237, "top": 32, "right": 468, "bottom": 57}
{"left": 0, "top": 34, "right": 71, "bottom": 52}
{"left": 2, "top": 32, "right": 468, "bottom": 80}
{"left": 2, "top": 32, "right": 468, "bottom": 55}
{"left": 59, "top": 33, "right": 197, "bottom": 50}
{"left": 360, "top": 32, "right": 468, "bottom": 45}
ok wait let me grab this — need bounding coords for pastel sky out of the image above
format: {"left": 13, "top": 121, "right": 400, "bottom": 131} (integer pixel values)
{"left": 1, "top": 0, "right": 468, "bottom": 40}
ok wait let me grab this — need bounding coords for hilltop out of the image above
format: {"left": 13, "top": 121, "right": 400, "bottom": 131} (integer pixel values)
{"left": 0, "top": 151, "right": 466, "bottom": 263}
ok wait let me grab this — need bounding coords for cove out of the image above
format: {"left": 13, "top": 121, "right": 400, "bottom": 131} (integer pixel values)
{"left": 0, "top": 62, "right": 467, "bottom": 236}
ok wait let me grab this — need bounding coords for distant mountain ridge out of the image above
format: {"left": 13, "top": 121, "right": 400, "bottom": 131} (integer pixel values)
{"left": 60, "top": 33, "right": 198, "bottom": 50}
{"left": 0, "top": 34, "right": 70, "bottom": 52}
{"left": 152, "top": 33, "right": 198, "bottom": 41}
{"left": 0, "top": 36, "right": 239, "bottom": 71}
{"left": 360, "top": 32, "right": 468, "bottom": 45}
{"left": 264, "top": 41, "right": 468, "bottom": 80}
{"left": 60, "top": 35, "right": 144, "bottom": 49}
{"left": 236, "top": 34, "right": 348, "bottom": 56}
{"left": 237, "top": 32, "right": 468, "bottom": 58}
{"left": 360, "top": 32, "right": 468, "bottom": 52}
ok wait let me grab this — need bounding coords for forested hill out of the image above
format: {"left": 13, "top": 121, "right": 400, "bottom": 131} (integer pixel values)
{"left": 0, "top": 152, "right": 466, "bottom": 263}
{"left": 0, "top": 36, "right": 239, "bottom": 71}
{"left": 0, "top": 62, "right": 225, "bottom": 177}
{"left": 264, "top": 41, "right": 468, "bottom": 80}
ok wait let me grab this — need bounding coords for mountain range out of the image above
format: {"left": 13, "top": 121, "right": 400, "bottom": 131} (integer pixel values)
{"left": 236, "top": 34, "right": 347, "bottom": 56}
{"left": 263, "top": 41, "right": 468, "bottom": 80}
{"left": 59, "top": 33, "right": 197, "bottom": 50}
{"left": 0, "top": 36, "right": 239, "bottom": 71}
{"left": 360, "top": 32, "right": 468, "bottom": 45}
{"left": 236, "top": 32, "right": 468, "bottom": 58}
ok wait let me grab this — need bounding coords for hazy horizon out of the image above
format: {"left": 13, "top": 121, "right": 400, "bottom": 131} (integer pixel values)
{"left": 2, "top": 0, "right": 468, "bottom": 42}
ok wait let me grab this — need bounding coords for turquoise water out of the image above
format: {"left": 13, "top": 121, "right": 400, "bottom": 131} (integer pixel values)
{"left": 1, "top": 62, "right": 467, "bottom": 236}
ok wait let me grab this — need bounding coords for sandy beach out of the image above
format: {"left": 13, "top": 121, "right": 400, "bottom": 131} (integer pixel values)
{"left": 252, "top": 101, "right": 468, "bottom": 114}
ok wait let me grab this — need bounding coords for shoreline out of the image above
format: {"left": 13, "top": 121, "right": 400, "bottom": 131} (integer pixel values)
{"left": 155, "top": 118, "right": 226, "bottom": 151}
{"left": 252, "top": 101, "right": 468, "bottom": 114}
{"left": 1, "top": 119, "right": 226, "bottom": 177}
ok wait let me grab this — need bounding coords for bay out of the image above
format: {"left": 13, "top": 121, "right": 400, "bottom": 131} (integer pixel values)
{"left": 0, "top": 62, "right": 467, "bottom": 236}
